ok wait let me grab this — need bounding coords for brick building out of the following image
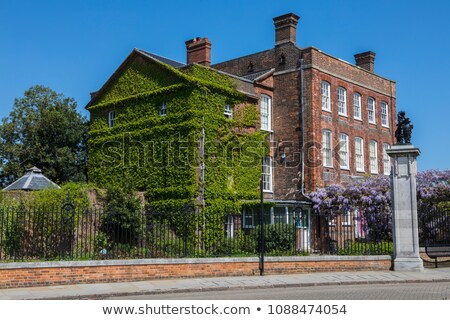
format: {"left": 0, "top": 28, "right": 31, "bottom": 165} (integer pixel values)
{"left": 86, "top": 12, "right": 395, "bottom": 247}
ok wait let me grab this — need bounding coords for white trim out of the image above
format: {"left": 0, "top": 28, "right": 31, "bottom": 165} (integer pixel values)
{"left": 159, "top": 102, "right": 167, "bottom": 117}
{"left": 339, "top": 133, "right": 349, "bottom": 169}
{"left": 370, "top": 140, "right": 378, "bottom": 174}
{"left": 381, "top": 101, "right": 389, "bottom": 128}
{"left": 338, "top": 87, "right": 347, "bottom": 116}
{"left": 108, "top": 110, "right": 116, "bottom": 127}
{"left": 321, "top": 81, "right": 331, "bottom": 112}
{"left": 368, "top": 97, "right": 376, "bottom": 124}
{"left": 353, "top": 93, "right": 362, "bottom": 120}
{"left": 262, "top": 156, "right": 273, "bottom": 192}
{"left": 260, "top": 94, "right": 272, "bottom": 131}
{"left": 383, "top": 143, "right": 391, "bottom": 175}
{"left": 355, "top": 137, "right": 365, "bottom": 172}
{"left": 322, "top": 130, "right": 333, "bottom": 168}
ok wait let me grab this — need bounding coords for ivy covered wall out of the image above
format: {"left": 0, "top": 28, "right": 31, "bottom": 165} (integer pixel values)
{"left": 87, "top": 53, "right": 267, "bottom": 216}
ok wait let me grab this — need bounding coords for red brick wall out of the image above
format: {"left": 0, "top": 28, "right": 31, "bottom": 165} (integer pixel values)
{"left": 0, "top": 257, "right": 391, "bottom": 289}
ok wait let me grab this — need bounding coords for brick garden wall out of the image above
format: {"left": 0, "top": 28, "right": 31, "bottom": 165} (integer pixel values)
{"left": 0, "top": 256, "right": 392, "bottom": 289}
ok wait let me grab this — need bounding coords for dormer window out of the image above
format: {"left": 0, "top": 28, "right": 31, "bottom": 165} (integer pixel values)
{"left": 224, "top": 104, "right": 233, "bottom": 119}
{"left": 159, "top": 102, "right": 167, "bottom": 116}
{"left": 108, "top": 110, "right": 116, "bottom": 127}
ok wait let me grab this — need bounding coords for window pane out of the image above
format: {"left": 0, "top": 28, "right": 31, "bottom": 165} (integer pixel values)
{"left": 340, "top": 133, "right": 349, "bottom": 168}
{"left": 370, "top": 141, "right": 378, "bottom": 173}
{"left": 383, "top": 143, "right": 390, "bottom": 175}
{"left": 262, "top": 157, "right": 272, "bottom": 191}
{"left": 322, "top": 81, "right": 330, "bottom": 111}
{"left": 355, "top": 137, "right": 364, "bottom": 172}
{"left": 381, "top": 102, "right": 388, "bottom": 127}
{"left": 368, "top": 98, "right": 375, "bottom": 123}
{"left": 322, "top": 130, "right": 332, "bottom": 167}
{"left": 354, "top": 93, "right": 361, "bottom": 119}
{"left": 338, "top": 87, "right": 346, "bottom": 115}
{"left": 260, "top": 95, "right": 271, "bottom": 130}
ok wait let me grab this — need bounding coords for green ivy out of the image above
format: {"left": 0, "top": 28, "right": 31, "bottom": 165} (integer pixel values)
{"left": 87, "top": 54, "right": 267, "bottom": 247}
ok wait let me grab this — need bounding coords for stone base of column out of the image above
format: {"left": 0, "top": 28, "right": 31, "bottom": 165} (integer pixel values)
{"left": 393, "top": 257, "right": 424, "bottom": 272}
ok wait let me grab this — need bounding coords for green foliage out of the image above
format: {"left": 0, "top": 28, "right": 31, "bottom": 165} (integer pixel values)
{"left": 253, "top": 223, "right": 296, "bottom": 255}
{"left": 337, "top": 240, "right": 394, "bottom": 255}
{"left": 96, "top": 183, "right": 145, "bottom": 255}
{"left": 0, "top": 85, "right": 88, "bottom": 187}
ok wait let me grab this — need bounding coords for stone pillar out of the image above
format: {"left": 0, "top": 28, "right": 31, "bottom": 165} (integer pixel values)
{"left": 387, "top": 144, "right": 423, "bottom": 271}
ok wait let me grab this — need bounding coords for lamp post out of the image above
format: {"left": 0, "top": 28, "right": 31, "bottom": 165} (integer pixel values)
{"left": 259, "top": 165, "right": 265, "bottom": 276}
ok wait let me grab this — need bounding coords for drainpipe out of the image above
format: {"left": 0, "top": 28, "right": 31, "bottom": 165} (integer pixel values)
{"left": 299, "top": 57, "right": 310, "bottom": 200}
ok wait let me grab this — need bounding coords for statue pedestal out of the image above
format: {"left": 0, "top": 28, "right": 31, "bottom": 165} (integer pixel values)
{"left": 387, "top": 144, "right": 423, "bottom": 272}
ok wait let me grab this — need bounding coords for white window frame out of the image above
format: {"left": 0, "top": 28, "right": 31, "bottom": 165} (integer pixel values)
{"left": 342, "top": 210, "right": 352, "bottom": 226}
{"left": 353, "top": 93, "right": 362, "bottom": 120}
{"left": 370, "top": 140, "right": 378, "bottom": 174}
{"left": 368, "top": 97, "right": 376, "bottom": 124}
{"left": 381, "top": 102, "right": 389, "bottom": 127}
{"left": 159, "top": 102, "right": 167, "bottom": 117}
{"left": 322, "top": 130, "right": 333, "bottom": 168}
{"left": 108, "top": 110, "right": 116, "bottom": 128}
{"left": 340, "top": 133, "right": 349, "bottom": 169}
{"left": 224, "top": 104, "right": 233, "bottom": 119}
{"left": 242, "top": 208, "right": 255, "bottom": 229}
{"left": 355, "top": 137, "right": 364, "bottom": 172}
{"left": 262, "top": 156, "right": 273, "bottom": 192}
{"left": 321, "top": 81, "right": 331, "bottom": 112}
{"left": 260, "top": 94, "right": 272, "bottom": 131}
{"left": 224, "top": 215, "right": 234, "bottom": 238}
{"left": 383, "top": 143, "right": 391, "bottom": 175}
{"left": 338, "top": 87, "right": 347, "bottom": 116}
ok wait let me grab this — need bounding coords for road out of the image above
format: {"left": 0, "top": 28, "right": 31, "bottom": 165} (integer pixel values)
{"left": 106, "top": 282, "right": 450, "bottom": 300}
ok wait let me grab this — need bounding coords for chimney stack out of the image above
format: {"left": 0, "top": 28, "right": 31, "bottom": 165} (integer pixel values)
{"left": 273, "top": 13, "right": 300, "bottom": 46}
{"left": 354, "top": 51, "right": 376, "bottom": 73}
{"left": 185, "top": 37, "right": 211, "bottom": 66}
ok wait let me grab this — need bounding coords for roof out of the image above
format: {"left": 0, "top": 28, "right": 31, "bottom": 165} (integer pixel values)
{"left": 241, "top": 69, "right": 273, "bottom": 81}
{"left": 136, "top": 49, "right": 186, "bottom": 68}
{"left": 2, "top": 167, "right": 60, "bottom": 191}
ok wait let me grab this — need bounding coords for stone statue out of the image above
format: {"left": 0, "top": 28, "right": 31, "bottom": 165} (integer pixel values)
{"left": 395, "top": 111, "right": 413, "bottom": 145}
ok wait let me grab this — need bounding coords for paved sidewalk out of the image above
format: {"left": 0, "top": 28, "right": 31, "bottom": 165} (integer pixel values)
{"left": 1, "top": 268, "right": 449, "bottom": 300}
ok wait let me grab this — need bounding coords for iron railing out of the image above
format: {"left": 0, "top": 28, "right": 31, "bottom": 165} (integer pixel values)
{"left": 0, "top": 204, "right": 393, "bottom": 262}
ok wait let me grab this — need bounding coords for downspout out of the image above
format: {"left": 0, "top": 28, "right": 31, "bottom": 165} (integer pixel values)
{"left": 299, "top": 57, "right": 310, "bottom": 200}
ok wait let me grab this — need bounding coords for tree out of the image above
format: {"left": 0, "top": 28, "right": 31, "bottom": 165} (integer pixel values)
{"left": 0, "top": 85, "right": 88, "bottom": 187}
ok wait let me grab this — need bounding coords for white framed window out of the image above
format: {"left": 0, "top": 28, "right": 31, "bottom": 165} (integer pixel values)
{"left": 242, "top": 208, "right": 255, "bottom": 228}
{"left": 383, "top": 143, "right": 391, "bottom": 175}
{"left": 224, "top": 215, "right": 234, "bottom": 238}
{"left": 355, "top": 137, "right": 364, "bottom": 172}
{"left": 368, "top": 97, "right": 376, "bottom": 124}
{"left": 322, "top": 130, "right": 332, "bottom": 168}
{"left": 260, "top": 94, "right": 272, "bottom": 131}
{"left": 381, "top": 102, "right": 389, "bottom": 127}
{"left": 342, "top": 211, "right": 352, "bottom": 226}
{"left": 224, "top": 104, "right": 233, "bottom": 119}
{"left": 262, "top": 156, "right": 273, "bottom": 192}
{"left": 370, "top": 140, "right": 378, "bottom": 173}
{"left": 340, "top": 133, "right": 349, "bottom": 169}
{"left": 353, "top": 93, "right": 362, "bottom": 120}
{"left": 338, "top": 87, "right": 347, "bottom": 116}
{"left": 321, "top": 81, "right": 331, "bottom": 111}
{"left": 108, "top": 110, "right": 116, "bottom": 128}
{"left": 159, "top": 102, "right": 167, "bottom": 116}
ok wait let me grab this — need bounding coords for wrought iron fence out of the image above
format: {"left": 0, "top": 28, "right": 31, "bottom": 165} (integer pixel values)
{"left": 0, "top": 204, "right": 393, "bottom": 262}
{"left": 419, "top": 201, "right": 450, "bottom": 246}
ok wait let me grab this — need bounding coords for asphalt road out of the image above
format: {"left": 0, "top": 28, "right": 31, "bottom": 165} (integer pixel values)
{"left": 106, "top": 282, "right": 450, "bottom": 300}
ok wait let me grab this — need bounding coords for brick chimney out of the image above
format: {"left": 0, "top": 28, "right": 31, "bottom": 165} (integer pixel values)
{"left": 354, "top": 51, "right": 376, "bottom": 73}
{"left": 273, "top": 13, "right": 300, "bottom": 46}
{"left": 185, "top": 37, "right": 211, "bottom": 66}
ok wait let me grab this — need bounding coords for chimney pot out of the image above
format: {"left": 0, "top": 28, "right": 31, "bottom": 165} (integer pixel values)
{"left": 185, "top": 37, "right": 211, "bottom": 66}
{"left": 273, "top": 13, "right": 300, "bottom": 46}
{"left": 354, "top": 51, "right": 376, "bottom": 73}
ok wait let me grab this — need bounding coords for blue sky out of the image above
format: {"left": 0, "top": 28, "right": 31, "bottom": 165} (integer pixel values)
{"left": 0, "top": 0, "right": 449, "bottom": 171}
